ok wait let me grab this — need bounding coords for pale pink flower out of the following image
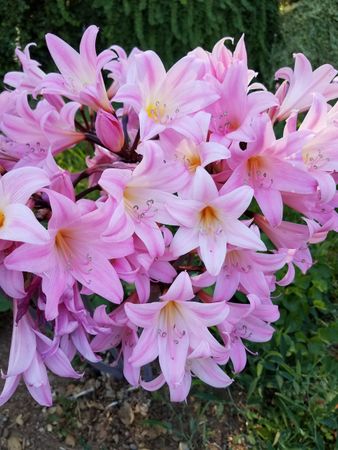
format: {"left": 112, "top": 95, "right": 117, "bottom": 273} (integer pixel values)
{"left": 224, "top": 114, "right": 317, "bottom": 226}
{"left": 125, "top": 272, "right": 229, "bottom": 388}
{"left": 160, "top": 111, "right": 230, "bottom": 196}
{"left": 114, "top": 50, "right": 220, "bottom": 140}
{"left": 42, "top": 26, "right": 113, "bottom": 111}
{"left": 5, "top": 190, "right": 133, "bottom": 320}
{"left": 192, "top": 245, "right": 286, "bottom": 302}
{"left": 91, "top": 304, "right": 140, "bottom": 386}
{"left": 206, "top": 60, "right": 278, "bottom": 144}
{"left": 167, "top": 167, "right": 265, "bottom": 276}
{"left": 99, "top": 141, "right": 186, "bottom": 257}
{"left": 218, "top": 294, "right": 280, "bottom": 373}
{"left": 4, "top": 43, "right": 46, "bottom": 95}
{"left": 0, "top": 303, "right": 81, "bottom": 406}
{"left": 274, "top": 53, "right": 338, "bottom": 121}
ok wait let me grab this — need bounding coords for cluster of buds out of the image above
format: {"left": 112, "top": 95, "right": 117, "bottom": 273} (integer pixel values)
{"left": 0, "top": 26, "right": 336, "bottom": 405}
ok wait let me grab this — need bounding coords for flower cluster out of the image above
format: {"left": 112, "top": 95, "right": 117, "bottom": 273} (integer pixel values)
{"left": 0, "top": 27, "right": 337, "bottom": 405}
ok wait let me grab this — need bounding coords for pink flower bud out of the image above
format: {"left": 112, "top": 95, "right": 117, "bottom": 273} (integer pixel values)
{"left": 95, "top": 109, "right": 124, "bottom": 152}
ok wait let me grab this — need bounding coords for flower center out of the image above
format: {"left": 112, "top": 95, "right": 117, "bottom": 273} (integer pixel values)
{"left": 200, "top": 205, "right": 219, "bottom": 227}
{"left": 176, "top": 140, "right": 202, "bottom": 173}
{"left": 0, "top": 211, "right": 5, "bottom": 228}
{"left": 199, "top": 205, "right": 223, "bottom": 235}
{"left": 246, "top": 156, "right": 273, "bottom": 188}
{"left": 146, "top": 101, "right": 167, "bottom": 123}
{"left": 55, "top": 229, "right": 73, "bottom": 259}
{"left": 302, "top": 147, "right": 330, "bottom": 170}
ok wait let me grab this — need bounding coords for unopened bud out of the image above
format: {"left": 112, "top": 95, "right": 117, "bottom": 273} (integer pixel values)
{"left": 95, "top": 110, "right": 124, "bottom": 152}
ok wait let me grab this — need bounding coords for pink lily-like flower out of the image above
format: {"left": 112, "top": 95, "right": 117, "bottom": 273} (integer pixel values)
{"left": 255, "top": 214, "right": 313, "bottom": 285}
{"left": 54, "top": 285, "right": 100, "bottom": 363}
{"left": 114, "top": 50, "right": 220, "bottom": 140}
{"left": 114, "top": 233, "right": 176, "bottom": 303}
{"left": 1, "top": 94, "right": 85, "bottom": 155}
{"left": 218, "top": 294, "right": 280, "bottom": 373}
{"left": 206, "top": 60, "right": 278, "bottom": 144}
{"left": 0, "top": 166, "right": 50, "bottom": 244}
{"left": 125, "top": 271, "right": 229, "bottom": 388}
{"left": 4, "top": 43, "right": 46, "bottom": 95}
{"left": 42, "top": 26, "right": 113, "bottom": 111}
{"left": 5, "top": 190, "right": 133, "bottom": 320}
{"left": 104, "top": 46, "right": 143, "bottom": 98}
{"left": 160, "top": 111, "right": 230, "bottom": 196}
{"left": 273, "top": 53, "right": 338, "bottom": 121}
{"left": 297, "top": 94, "right": 338, "bottom": 202}
{"left": 99, "top": 141, "right": 186, "bottom": 257}
{"left": 0, "top": 303, "right": 81, "bottom": 407}
{"left": 224, "top": 114, "right": 317, "bottom": 226}
{"left": 192, "top": 244, "right": 286, "bottom": 302}
{"left": 167, "top": 167, "right": 265, "bottom": 276}
{"left": 91, "top": 304, "right": 140, "bottom": 386}
{"left": 141, "top": 354, "right": 233, "bottom": 402}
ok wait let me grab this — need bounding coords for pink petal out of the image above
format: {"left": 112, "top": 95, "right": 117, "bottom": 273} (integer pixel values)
{"left": 170, "top": 226, "right": 199, "bottom": 257}
{"left": 1, "top": 203, "right": 50, "bottom": 244}
{"left": 254, "top": 188, "right": 283, "bottom": 227}
{"left": 160, "top": 271, "right": 194, "bottom": 302}
{"left": 125, "top": 302, "right": 162, "bottom": 328}
{"left": 191, "top": 358, "right": 232, "bottom": 388}
{"left": 128, "top": 327, "right": 159, "bottom": 367}
{"left": 192, "top": 167, "right": 218, "bottom": 202}
{"left": 1, "top": 167, "right": 50, "bottom": 204}
{"left": 184, "top": 300, "right": 229, "bottom": 326}
{"left": 199, "top": 231, "right": 227, "bottom": 276}
{"left": 225, "top": 220, "right": 266, "bottom": 251}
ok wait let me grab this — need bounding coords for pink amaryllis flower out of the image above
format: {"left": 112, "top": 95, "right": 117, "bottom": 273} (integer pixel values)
{"left": 218, "top": 294, "right": 280, "bottom": 373}
{"left": 5, "top": 190, "right": 133, "bottom": 320}
{"left": 1, "top": 94, "right": 85, "bottom": 155}
{"left": 273, "top": 53, "right": 338, "bottom": 121}
{"left": 125, "top": 271, "right": 229, "bottom": 389}
{"left": 167, "top": 167, "right": 265, "bottom": 276}
{"left": 0, "top": 166, "right": 50, "bottom": 244}
{"left": 114, "top": 50, "right": 219, "bottom": 140}
{"left": 4, "top": 43, "right": 46, "bottom": 95}
{"left": 160, "top": 111, "right": 230, "bottom": 196}
{"left": 206, "top": 60, "right": 278, "bottom": 144}
{"left": 255, "top": 214, "right": 313, "bottom": 285}
{"left": 0, "top": 303, "right": 81, "bottom": 407}
{"left": 99, "top": 141, "right": 186, "bottom": 257}
{"left": 42, "top": 26, "right": 113, "bottom": 111}
{"left": 192, "top": 243, "right": 286, "bottom": 302}
{"left": 224, "top": 114, "right": 317, "bottom": 226}
{"left": 91, "top": 304, "right": 140, "bottom": 386}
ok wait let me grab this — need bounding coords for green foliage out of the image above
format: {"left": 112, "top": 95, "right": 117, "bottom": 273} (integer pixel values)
{"left": 237, "top": 233, "right": 338, "bottom": 448}
{"left": 271, "top": 0, "right": 338, "bottom": 78}
{"left": 0, "top": 0, "right": 280, "bottom": 85}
